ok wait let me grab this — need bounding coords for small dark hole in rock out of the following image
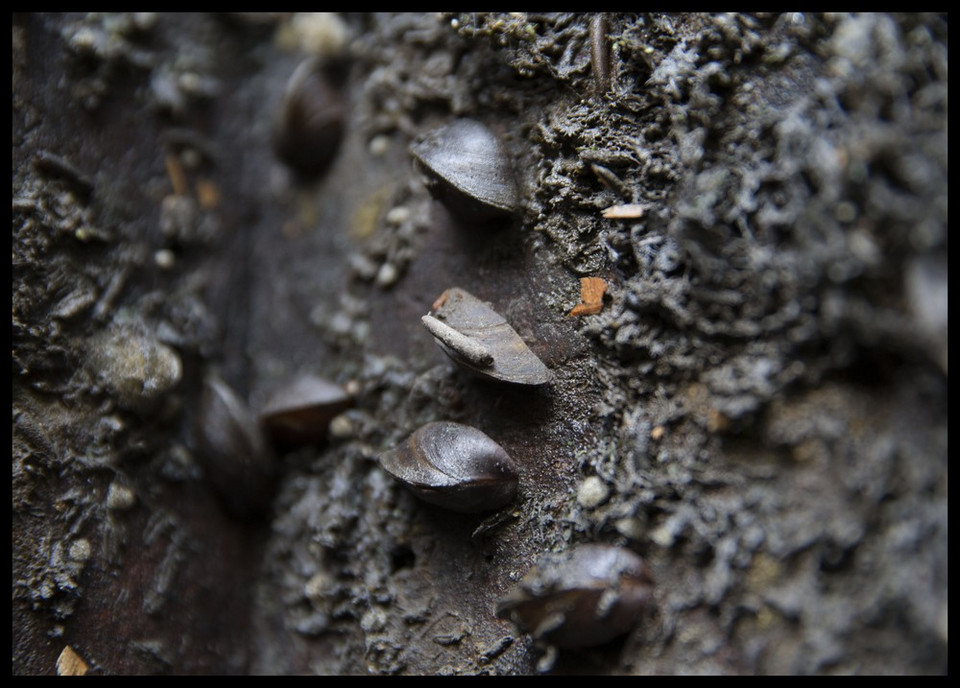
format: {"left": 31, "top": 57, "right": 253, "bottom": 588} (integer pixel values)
{"left": 391, "top": 545, "right": 416, "bottom": 572}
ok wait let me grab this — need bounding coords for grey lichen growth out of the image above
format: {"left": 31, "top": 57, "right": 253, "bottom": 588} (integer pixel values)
{"left": 85, "top": 325, "right": 182, "bottom": 411}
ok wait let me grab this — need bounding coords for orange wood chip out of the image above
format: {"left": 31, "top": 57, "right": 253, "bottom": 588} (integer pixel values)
{"left": 431, "top": 291, "right": 450, "bottom": 311}
{"left": 195, "top": 178, "right": 221, "bottom": 209}
{"left": 56, "top": 645, "right": 89, "bottom": 676}
{"left": 164, "top": 152, "right": 188, "bottom": 197}
{"left": 569, "top": 277, "right": 608, "bottom": 316}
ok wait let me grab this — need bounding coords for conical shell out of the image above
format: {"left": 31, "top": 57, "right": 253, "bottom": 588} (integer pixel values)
{"left": 259, "top": 374, "right": 353, "bottom": 448}
{"left": 274, "top": 58, "right": 345, "bottom": 179}
{"left": 424, "top": 287, "right": 552, "bottom": 386}
{"left": 379, "top": 422, "right": 518, "bottom": 513}
{"left": 496, "top": 544, "right": 654, "bottom": 648}
{"left": 410, "top": 119, "right": 519, "bottom": 221}
{"left": 198, "top": 376, "right": 276, "bottom": 520}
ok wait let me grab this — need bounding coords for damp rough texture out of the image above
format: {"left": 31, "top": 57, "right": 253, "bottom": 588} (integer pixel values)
{"left": 14, "top": 13, "right": 946, "bottom": 675}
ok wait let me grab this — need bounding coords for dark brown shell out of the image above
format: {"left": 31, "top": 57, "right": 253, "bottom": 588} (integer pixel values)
{"left": 259, "top": 374, "right": 352, "bottom": 449}
{"left": 424, "top": 287, "right": 551, "bottom": 386}
{"left": 496, "top": 544, "right": 654, "bottom": 648}
{"left": 274, "top": 58, "right": 345, "bottom": 179}
{"left": 410, "top": 119, "right": 519, "bottom": 223}
{"left": 379, "top": 422, "right": 519, "bottom": 513}
{"left": 198, "top": 376, "right": 277, "bottom": 520}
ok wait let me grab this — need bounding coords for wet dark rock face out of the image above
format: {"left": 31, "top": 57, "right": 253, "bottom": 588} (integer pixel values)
{"left": 14, "top": 13, "right": 946, "bottom": 675}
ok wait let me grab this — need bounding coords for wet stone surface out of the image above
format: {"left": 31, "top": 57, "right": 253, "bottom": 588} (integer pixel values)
{"left": 13, "top": 13, "right": 947, "bottom": 675}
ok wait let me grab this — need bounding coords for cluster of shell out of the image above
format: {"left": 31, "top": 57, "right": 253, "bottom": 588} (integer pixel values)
{"left": 391, "top": 122, "right": 650, "bottom": 650}
{"left": 376, "top": 285, "right": 548, "bottom": 514}
{"left": 197, "top": 373, "right": 352, "bottom": 520}
{"left": 262, "top": 59, "right": 654, "bottom": 653}
{"left": 379, "top": 305, "right": 650, "bottom": 650}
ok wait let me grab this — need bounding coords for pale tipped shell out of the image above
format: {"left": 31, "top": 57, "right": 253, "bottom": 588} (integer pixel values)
{"left": 379, "top": 421, "right": 519, "bottom": 513}
{"left": 424, "top": 287, "right": 552, "bottom": 386}
{"left": 410, "top": 119, "right": 519, "bottom": 221}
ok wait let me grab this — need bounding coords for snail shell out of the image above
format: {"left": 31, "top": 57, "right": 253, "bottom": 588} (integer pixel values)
{"left": 274, "top": 58, "right": 346, "bottom": 179}
{"left": 198, "top": 376, "right": 277, "bottom": 520}
{"left": 496, "top": 544, "right": 654, "bottom": 648}
{"left": 378, "top": 421, "right": 519, "bottom": 513}
{"left": 423, "top": 287, "right": 552, "bottom": 386}
{"left": 410, "top": 118, "right": 519, "bottom": 223}
{"left": 258, "top": 374, "right": 353, "bottom": 449}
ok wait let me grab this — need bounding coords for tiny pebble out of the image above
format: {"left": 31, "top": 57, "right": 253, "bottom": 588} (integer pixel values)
{"left": 375, "top": 262, "right": 399, "bottom": 287}
{"left": 614, "top": 517, "right": 644, "bottom": 540}
{"left": 68, "top": 539, "right": 92, "bottom": 562}
{"left": 385, "top": 206, "right": 411, "bottom": 225}
{"left": 328, "top": 413, "right": 355, "bottom": 440}
{"left": 154, "top": 248, "right": 176, "bottom": 270}
{"left": 577, "top": 475, "right": 610, "bottom": 509}
{"left": 106, "top": 482, "right": 137, "bottom": 511}
{"left": 368, "top": 135, "right": 391, "bottom": 157}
